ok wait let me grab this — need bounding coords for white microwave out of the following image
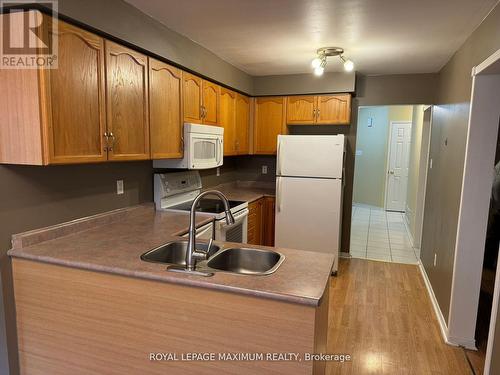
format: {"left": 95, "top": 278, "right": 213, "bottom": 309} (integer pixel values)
{"left": 153, "top": 123, "right": 224, "bottom": 169}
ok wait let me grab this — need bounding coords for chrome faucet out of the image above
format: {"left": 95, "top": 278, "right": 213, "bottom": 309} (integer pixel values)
{"left": 185, "top": 190, "right": 235, "bottom": 271}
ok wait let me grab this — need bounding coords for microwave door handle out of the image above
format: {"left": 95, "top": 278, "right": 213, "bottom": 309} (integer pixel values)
{"left": 217, "top": 138, "right": 222, "bottom": 164}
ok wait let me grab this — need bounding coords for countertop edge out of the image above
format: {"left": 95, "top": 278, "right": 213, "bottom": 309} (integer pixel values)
{"left": 9, "top": 252, "right": 321, "bottom": 307}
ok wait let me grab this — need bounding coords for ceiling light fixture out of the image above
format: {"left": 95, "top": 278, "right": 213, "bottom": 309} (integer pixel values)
{"left": 311, "top": 47, "right": 355, "bottom": 75}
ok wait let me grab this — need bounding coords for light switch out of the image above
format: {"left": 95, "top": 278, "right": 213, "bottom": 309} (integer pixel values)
{"left": 367, "top": 117, "right": 373, "bottom": 127}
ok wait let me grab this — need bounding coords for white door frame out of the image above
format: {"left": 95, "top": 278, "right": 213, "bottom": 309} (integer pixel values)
{"left": 414, "top": 106, "right": 433, "bottom": 248}
{"left": 446, "top": 48, "right": 500, "bottom": 356}
{"left": 384, "top": 121, "right": 412, "bottom": 211}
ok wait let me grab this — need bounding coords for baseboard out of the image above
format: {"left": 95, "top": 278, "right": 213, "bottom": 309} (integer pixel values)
{"left": 340, "top": 251, "right": 351, "bottom": 258}
{"left": 418, "top": 260, "right": 457, "bottom": 347}
{"left": 402, "top": 215, "right": 416, "bottom": 248}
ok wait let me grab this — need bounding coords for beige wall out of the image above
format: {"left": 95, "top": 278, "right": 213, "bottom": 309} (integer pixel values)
{"left": 405, "top": 105, "right": 425, "bottom": 240}
{"left": 353, "top": 106, "right": 413, "bottom": 208}
{"left": 420, "top": 2, "right": 500, "bottom": 322}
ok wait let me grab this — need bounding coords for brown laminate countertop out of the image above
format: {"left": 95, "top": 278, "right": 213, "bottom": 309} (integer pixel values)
{"left": 205, "top": 181, "right": 276, "bottom": 203}
{"left": 8, "top": 201, "right": 332, "bottom": 307}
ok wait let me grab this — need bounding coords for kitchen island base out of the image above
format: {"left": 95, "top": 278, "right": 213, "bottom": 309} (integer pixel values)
{"left": 12, "top": 259, "right": 329, "bottom": 375}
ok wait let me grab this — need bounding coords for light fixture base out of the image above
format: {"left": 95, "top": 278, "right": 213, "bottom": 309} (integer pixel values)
{"left": 317, "top": 47, "right": 344, "bottom": 57}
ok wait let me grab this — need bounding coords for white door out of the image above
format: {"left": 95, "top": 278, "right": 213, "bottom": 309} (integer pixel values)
{"left": 386, "top": 121, "right": 412, "bottom": 212}
{"left": 277, "top": 135, "right": 344, "bottom": 178}
{"left": 275, "top": 176, "right": 342, "bottom": 271}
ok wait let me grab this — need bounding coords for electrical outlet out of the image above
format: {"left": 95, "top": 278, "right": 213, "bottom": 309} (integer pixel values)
{"left": 262, "top": 165, "right": 268, "bottom": 174}
{"left": 429, "top": 158, "right": 433, "bottom": 169}
{"left": 116, "top": 180, "right": 124, "bottom": 195}
{"left": 434, "top": 253, "right": 437, "bottom": 267}
{"left": 216, "top": 167, "right": 220, "bottom": 177}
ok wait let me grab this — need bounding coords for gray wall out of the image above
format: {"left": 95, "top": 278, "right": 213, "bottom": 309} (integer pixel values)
{"left": 356, "top": 73, "right": 438, "bottom": 106}
{"left": 0, "top": 162, "right": 153, "bottom": 374}
{"left": 253, "top": 72, "right": 355, "bottom": 96}
{"left": 420, "top": 2, "right": 500, "bottom": 322}
{"left": 57, "top": 0, "right": 253, "bottom": 93}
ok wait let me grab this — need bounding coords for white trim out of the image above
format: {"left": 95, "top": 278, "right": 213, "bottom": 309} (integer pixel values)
{"left": 340, "top": 251, "right": 352, "bottom": 258}
{"left": 473, "top": 48, "right": 500, "bottom": 75}
{"left": 418, "top": 260, "right": 456, "bottom": 347}
{"left": 447, "top": 72, "right": 500, "bottom": 352}
{"left": 384, "top": 121, "right": 412, "bottom": 211}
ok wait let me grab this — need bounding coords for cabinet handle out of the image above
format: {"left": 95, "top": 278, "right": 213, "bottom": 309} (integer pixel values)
{"left": 108, "top": 132, "right": 116, "bottom": 151}
{"left": 313, "top": 109, "right": 317, "bottom": 118}
{"left": 201, "top": 106, "right": 206, "bottom": 119}
{"left": 316, "top": 109, "right": 320, "bottom": 119}
{"left": 103, "top": 132, "right": 109, "bottom": 151}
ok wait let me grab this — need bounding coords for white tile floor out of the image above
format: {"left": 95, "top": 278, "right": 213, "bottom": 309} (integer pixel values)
{"left": 350, "top": 204, "right": 420, "bottom": 264}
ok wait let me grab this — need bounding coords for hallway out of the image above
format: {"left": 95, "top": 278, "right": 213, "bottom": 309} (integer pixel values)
{"left": 349, "top": 205, "right": 420, "bottom": 264}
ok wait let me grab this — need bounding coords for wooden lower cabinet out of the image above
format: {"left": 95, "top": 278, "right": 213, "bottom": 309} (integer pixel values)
{"left": 247, "top": 197, "right": 275, "bottom": 246}
{"left": 13, "top": 258, "right": 328, "bottom": 375}
{"left": 247, "top": 198, "right": 263, "bottom": 245}
{"left": 262, "top": 196, "right": 276, "bottom": 247}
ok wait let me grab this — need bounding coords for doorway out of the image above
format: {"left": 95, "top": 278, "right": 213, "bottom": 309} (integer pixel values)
{"left": 350, "top": 105, "right": 431, "bottom": 264}
{"left": 444, "top": 49, "right": 500, "bottom": 375}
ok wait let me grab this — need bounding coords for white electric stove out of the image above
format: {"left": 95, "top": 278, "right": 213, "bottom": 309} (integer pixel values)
{"left": 154, "top": 171, "right": 249, "bottom": 243}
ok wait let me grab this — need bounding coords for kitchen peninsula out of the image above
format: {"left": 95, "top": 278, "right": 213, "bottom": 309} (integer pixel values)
{"left": 8, "top": 200, "right": 332, "bottom": 375}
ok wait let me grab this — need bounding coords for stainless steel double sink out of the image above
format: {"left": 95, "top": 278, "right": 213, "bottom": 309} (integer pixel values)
{"left": 141, "top": 240, "right": 284, "bottom": 276}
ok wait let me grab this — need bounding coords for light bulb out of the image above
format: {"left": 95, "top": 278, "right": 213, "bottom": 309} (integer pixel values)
{"left": 343, "top": 59, "right": 354, "bottom": 72}
{"left": 311, "top": 57, "right": 322, "bottom": 69}
{"left": 314, "top": 66, "right": 324, "bottom": 76}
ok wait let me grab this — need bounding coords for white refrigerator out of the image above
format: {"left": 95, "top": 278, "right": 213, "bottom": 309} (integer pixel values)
{"left": 275, "top": 135, "right": 345, "bottom": 273}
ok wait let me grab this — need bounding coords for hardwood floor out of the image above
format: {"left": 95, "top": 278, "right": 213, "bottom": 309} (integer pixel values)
{"left": 326, "top": 258, "right": 472, "bottom": 375}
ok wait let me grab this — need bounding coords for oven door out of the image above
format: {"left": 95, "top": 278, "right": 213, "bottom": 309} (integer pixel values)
{"left": 214, "top": 209, "right": 248, "bottom": 243}
{"left": 188, "top": 133, "right": 223, "bottom": 169}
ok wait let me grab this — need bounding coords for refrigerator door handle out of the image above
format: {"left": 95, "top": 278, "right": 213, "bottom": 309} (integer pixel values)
{"left": 277, "top": 138, "right": 282, "bottom": 175}
{"left": 276, "top": 177, "right": 281, "bottom": 212}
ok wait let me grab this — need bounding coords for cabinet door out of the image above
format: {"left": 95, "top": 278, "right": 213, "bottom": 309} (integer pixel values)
{"left": 202, "top": 80, "right": 220, "bottom": 125}
{"left": 286, "top": 95, "right": 316, "bottom": 125}
{"left": 262, "top": 196, "right": 276, "bottom": 247}
{"left": 105, "top": 41, "right": 150, "bottom": 160}
{"left": 220, "top": 88, "right": 237, "bottom": 156}
{"left": 149, "top": 58, "right": 183, "bottom": 159}
{"left": 45, "top": 20, "right": 107, "bottom": 163}
{"left": 316, "top": 94, "right": 351, "bottom": 125}
{"left": 183, "top": 72, "right": 202, "bottom": 123}
{"left": 253, "top": 97, "right": 286, "bottom": 154}
{"left": 235, "top": 94, "right": 250, "bottom": 155}
{"left": 247, "top": 198, "right": 263, "bottom": 245}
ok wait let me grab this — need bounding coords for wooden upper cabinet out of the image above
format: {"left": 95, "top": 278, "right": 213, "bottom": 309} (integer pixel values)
{"left": 316, "top": 94, "right": 351, "bottom": 125}
{"left": 149, "top": 58, "right": 183, "bottom": 159}
{"left": 105, "top": 41, "right": 150, "bottom": 160}
{"left": 286, "top": 96, "right": 316, "bottom": 125}
{"left": 285, "top": 94, "right": 351, "bottom": 125}
{"left": 235, "top": 94, "right": 250, "bottom": 154}
{"left": 220, "top": 88, "right": 237, "bottom": 156}
{"left": 183, "top": 72, "right": 203, "bottom": 123}
{"left": 254, "top": 97, "right": 286, "bottom": 155}
{"left": 202, "top": 80, "right": 220, "bottom": 125}
{"left": 44, "top": 20, "right": 108, "bottom": 164}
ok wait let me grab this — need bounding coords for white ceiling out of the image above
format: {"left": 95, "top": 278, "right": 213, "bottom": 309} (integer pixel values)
{"left": 125, "top": 0, "right": 498, "bottom": 76}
